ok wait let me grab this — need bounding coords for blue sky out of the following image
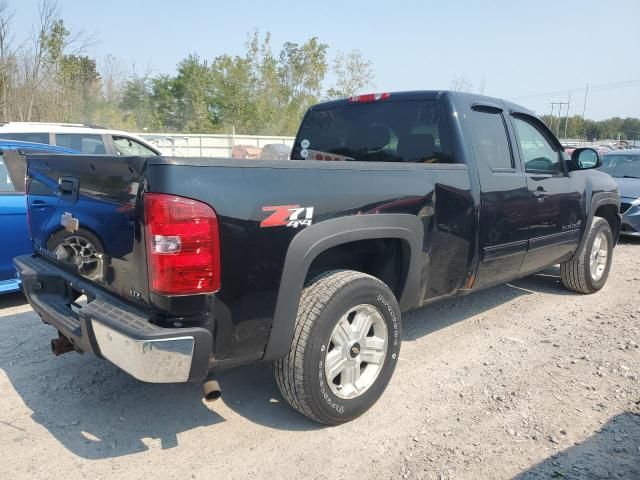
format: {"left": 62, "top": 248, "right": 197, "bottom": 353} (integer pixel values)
{"left": 12, "top": 0, "right": 640, "bottom": 121}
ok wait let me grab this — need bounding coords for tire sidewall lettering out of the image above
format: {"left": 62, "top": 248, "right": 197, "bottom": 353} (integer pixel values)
{"left": 312, "top": 284, "right": 401, "bottom": 421}
{"left": 318, "top": 354, "right": 345, "bottom": 414}
{"left": 376, "top": 293, "right": 400, "bottom": 351}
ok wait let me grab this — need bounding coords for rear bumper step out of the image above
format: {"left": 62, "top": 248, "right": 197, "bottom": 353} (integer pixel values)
{"left": 14, "top": 254, "right": 212, "bottom": 383}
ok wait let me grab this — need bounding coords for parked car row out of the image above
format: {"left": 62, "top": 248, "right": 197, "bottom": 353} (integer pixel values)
{"left": 0, "top": 122, "right": 160, "bottom": 155}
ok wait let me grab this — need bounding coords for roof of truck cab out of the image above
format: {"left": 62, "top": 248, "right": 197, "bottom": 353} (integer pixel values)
{"left": 309, "top": 90, "right": 534, "bottom": 117}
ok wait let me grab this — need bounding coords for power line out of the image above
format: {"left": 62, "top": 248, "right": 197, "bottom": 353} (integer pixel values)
{"left": 511, "top": 79, "right": 640, "bottom": 100}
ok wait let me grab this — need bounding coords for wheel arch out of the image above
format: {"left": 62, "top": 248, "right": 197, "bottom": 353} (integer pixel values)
{"left": 572, "top": 192, "right": 621, "bottom": 261}
{"left": 263, "top": 214, "right": 423, "bottom": 361}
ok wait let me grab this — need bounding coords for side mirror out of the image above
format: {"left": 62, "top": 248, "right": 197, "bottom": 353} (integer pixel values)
{"left": 570, "top": 148, "right": 601, "bottom": 170}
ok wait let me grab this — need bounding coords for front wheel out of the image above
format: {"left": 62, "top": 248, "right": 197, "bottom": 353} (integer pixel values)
{"left": 560, "top": 217, "right": 613, "bottom": 294}
{"left": 275, "top": 270, "right": 402, "bottom": 425}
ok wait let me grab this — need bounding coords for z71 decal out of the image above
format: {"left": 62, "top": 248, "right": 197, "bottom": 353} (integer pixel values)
{"left": 261, "top": 205, "right": 315, "bottom": 228}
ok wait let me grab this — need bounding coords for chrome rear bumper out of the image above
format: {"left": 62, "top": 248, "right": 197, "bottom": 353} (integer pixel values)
{"left": 14, "top": 254, "right": 212, "bottom": 383}
{"left": 92, "top": 322, "right": 196, "bottom": 383}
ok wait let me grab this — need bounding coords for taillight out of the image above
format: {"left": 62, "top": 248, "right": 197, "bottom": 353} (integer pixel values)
{"left": 144, "top": 193, "right": 221, "bottom": 295}
{"left": 348, "top": 92, "right": 391, "bottom": 103}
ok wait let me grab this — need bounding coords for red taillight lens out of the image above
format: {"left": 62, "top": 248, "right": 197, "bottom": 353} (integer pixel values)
{"left": 348, "top": 92, "right": 391, "bottom": 103}
{"left": 144, "top": 193, "right": 220, "bottom": 295}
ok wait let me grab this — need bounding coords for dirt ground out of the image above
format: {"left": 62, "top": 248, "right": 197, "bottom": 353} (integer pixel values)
{"left": 1, "top": 239, "right": 639, "bottom": 480}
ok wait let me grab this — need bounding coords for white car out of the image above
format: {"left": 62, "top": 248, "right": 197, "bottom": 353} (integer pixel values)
{"left": 0, "top": 122, "right": 160, "bottom": 156}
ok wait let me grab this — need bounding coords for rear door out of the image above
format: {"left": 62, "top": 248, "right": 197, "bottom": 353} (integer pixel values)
{"left": 465, "top": 102, "right": 529, "bottom": 288}
{"left": 510, "top": 114, "right": 583, "bottom": 274}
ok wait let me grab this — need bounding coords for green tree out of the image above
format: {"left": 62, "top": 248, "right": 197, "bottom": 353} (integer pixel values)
{"left": 172, "top": 54, "right": 216, "bottom": 132}
{"left": 327, "top": 50, "right": 375, "bottom": 99}
{"left": 120, "top": 73, "right": 156, "bottom": 130}
{"left": 277, "top": 37, "right": 328, "bottom": 134}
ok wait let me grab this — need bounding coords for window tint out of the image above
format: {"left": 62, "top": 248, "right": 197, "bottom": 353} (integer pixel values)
{"left": 0, "top": 153, "right": 15, "bottom": 192}
{"left": 468, "top": 110, "right": 513, "bottom": 169}
{"left": 113, "top": 136, "right": 157, "bottom": 156}
{"left": 512, "top": 117, "right": 562, "bottom": 173}
{"left": 293, "top": 100, "right": 454, "bottom": 163}
{"left": 0, "top": 132, "right": 50, "bottom": 144}
{"left": 55, "top": 134, "right": 106, "bottom": 154}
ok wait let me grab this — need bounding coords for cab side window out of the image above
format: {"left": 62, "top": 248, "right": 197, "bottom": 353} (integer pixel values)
{"left": 512, "top": 116, "right": 562, "bottom": 174}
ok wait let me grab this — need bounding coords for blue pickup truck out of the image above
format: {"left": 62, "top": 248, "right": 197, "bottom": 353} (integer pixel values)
{"left": 0, "top": 140, "right": 78, "bottom": 293}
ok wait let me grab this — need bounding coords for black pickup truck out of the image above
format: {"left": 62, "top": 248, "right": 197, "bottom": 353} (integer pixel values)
{"left": 14, "top": 91, "right": 620, "bottom": 425}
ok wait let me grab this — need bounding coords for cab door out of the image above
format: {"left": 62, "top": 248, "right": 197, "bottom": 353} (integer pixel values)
{"left": 509, "top": 114, "right": 583, "bottom": 274}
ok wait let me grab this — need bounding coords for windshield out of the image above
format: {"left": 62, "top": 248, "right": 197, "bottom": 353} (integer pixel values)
{"left": 292, "top": 99, "right": 454, "bottom": 163}
{"left": 599, "top": 154, "right": 640, "bottom": 178}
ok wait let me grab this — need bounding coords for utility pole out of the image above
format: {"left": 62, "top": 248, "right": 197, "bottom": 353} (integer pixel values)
{"left": 581, "top": 83, "right": 589, "bottom": 119}
{"left": 563, "top": 94, "right": 571, "bottom": 139}
{"left": 550, "top": 101, "right": 570, "bottom": 138}
{"left": 581, "top": 83, "right": 589, "bottom": 140}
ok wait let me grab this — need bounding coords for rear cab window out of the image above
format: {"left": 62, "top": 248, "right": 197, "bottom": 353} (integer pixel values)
{"left": 55, "top": 133, "right": 107, "bottom": 154}
{"left": 292, "top": 97, "right": 455, "bottom": 163}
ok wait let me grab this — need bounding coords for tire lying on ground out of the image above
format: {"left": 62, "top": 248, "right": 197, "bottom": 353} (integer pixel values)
{"left": 275, "top": 270, "right": 402, "bottom": 425}
{"left": 560, "top": 216, "right": 613, "bottom": 294}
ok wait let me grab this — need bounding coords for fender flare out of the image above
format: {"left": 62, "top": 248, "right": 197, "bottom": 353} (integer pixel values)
{"left": 262, "top": 214, "right": 424, "bottom": 361}
{"left": 572, "top": 191, "right": 621, "bottom": 260}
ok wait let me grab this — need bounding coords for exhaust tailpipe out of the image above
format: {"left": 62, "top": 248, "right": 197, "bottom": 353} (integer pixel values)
{"left": 51, "top": 335, "right": 75, "bottom": 356}
{"left": 203, "top": 378, "right": 222, "bottom": 402}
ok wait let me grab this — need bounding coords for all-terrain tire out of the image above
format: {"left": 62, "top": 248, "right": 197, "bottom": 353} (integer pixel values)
{"left": 274, "top": 270, "right": 402, "bottom": 425}
{"left": 560, "top": 217, "right": 613, "bottom": 294}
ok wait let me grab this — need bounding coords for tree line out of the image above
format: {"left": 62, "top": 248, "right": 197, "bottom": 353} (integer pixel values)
{"left": 540, "top": 114, "right": 640, "bottom": 142}
{"left": 0, "top": 0, "right": 374, "bottom": 135}
{"left": 0, "top": 0, "right": 637, "bottom": 139}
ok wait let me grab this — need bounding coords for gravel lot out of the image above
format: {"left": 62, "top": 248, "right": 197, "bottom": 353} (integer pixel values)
{"left": 1, "top": 238, "right": 639, "bottom": 480}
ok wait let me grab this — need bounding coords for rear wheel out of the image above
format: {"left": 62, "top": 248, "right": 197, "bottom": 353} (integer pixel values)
{"left": 275, "top": 270, "right": 401, "bottom": 425}
{"left": 560, "top": 217, "right": 613, "bottom": 294}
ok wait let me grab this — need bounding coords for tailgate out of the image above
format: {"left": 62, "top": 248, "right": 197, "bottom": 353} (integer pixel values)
{"left": 26, "top": 154, "right": 151, "bottom": 305}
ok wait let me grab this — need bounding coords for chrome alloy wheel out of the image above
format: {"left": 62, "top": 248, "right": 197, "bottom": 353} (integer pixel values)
{"left": 589, "top": 231, "right": 609, "bottom": 282}
{"left": 324, "top": 304, "right": 388, "bottom": 400}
